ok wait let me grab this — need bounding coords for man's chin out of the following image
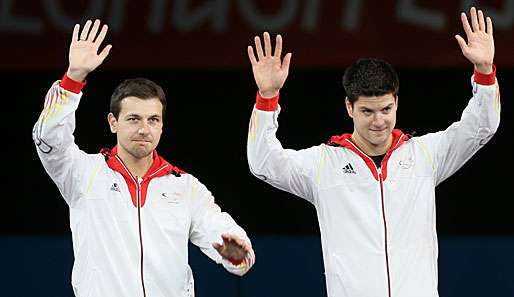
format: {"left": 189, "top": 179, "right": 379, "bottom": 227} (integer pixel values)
{"left": 130, "top": 148, "right": 153, "bottom": 159}
{"left": 368, "top": 136, "right": 389, "bottom": 147}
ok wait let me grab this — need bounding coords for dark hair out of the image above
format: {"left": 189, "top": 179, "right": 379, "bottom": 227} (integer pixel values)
{"left": 342, "top": 58, "right": 399, "bottom": 105}
{"left": 110, "top": 78, "right": 166, "bottom": 119}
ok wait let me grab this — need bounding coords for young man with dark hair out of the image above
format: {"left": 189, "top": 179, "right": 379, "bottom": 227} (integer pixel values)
{"left": 342, "top": 58, "right": 399, "bottom": 104}
{"left": 33, "top": 20, "right": 254, "bottom": 297}
{"left": 246, "top": 7, "right": 499, "bottom": 297}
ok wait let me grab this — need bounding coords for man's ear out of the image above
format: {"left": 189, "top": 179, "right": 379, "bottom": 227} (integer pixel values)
{"left": 345, "top": 97, "right": 354, "bottom": 119}
{"left": 395, "top": 95, "right": 399, "bottom": 109}
{"left": 108, "top": 113, "right": 118, "bottom": 133}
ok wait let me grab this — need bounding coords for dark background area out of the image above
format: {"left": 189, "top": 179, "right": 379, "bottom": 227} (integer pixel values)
{"left": 4, "top": 67, "right": 513, "bottom": 236}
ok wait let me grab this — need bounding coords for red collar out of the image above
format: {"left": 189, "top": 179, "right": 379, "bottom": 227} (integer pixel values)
{"left": 327, "top": 129, "right": 409, "bottom": 181}
{"left": 100, "top": 145, "right": 186, "bottom": 207}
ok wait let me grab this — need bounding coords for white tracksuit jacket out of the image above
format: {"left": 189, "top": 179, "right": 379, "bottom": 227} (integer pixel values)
{"left": 33, "top": 77, "right": 255, "bottom": 297}
{"left": 247, "top": 68, "right": 500, "bottom": 297}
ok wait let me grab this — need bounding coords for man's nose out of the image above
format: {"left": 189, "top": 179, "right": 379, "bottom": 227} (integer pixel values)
{"left": 372, "top": 113, "right": 385, "bottom": 126}
{"left": 137, "top": 121, "right": 150, "bottom": 134}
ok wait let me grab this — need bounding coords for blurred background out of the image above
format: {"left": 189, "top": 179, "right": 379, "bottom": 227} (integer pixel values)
{"left": 2, "top": 0, "right": 513, "bottom": 296}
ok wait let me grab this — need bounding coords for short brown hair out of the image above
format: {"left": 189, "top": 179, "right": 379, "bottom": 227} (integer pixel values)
{"left": 110, "top": 78, "right": 166, "bottom": 119}
{"left": 342, "top": 58, "right": 399, "bottom": 105}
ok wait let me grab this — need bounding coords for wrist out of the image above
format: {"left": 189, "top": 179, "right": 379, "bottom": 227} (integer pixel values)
{"left": 473, "top": 64, "right": 496, "bottom": 86}
{"left": 475, "top": 63, "right": 493, "bottom": 75}
{"left": 66, "top": 68, "right": 88, "bottom": 82}
{"left": 259, "top": 89, "right": 279, "bottom": 98}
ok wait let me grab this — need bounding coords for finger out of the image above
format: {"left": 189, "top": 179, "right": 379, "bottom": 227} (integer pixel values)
{"left": 247, "top": 46, "right": 257, "bottom": 65}
{"left": 477, "top": 10, "right": 485, "bottom": 32}
{"left": 80, "top": 20, "right": 92, "bottom": 40}
{"left": 282, "top": 52, "right": 292, "bottom": 72}
{"left": 221, "top": 234, "right": 230, "bottom": 245}
{"left": 98, "top": 44, "right": 112, "bottom": 61}
{"left": 88, "top": 19, "right": 101, "bottom": 42}
{"left": 221, "top": 234, "right": 233, "bottom": 243}
{"left": 470, "top": 7, "right": 479, "bottom": 32}
{"left": 274, "top": 34, "right": 282, "bottom": 58}
{"left": 455, "top": 35, "right": 468, "bottom": 53}
{"left": 71, "top": 24, "right": 80, "bottom": 43}
{"left": 94, "top": 24, "right": 109, "bottom": 46}
{"left": 229, "top": 236, "right": 244, "bottom": 248}
{"left": 254, "top": 36, "right": 264, "bottom": 61}
{"left": 212, "top": 242, "right": 223, "bottom": 253}
{"left": 486, "top": 16, "right": 493, "bottom": 36}
{"left": 460, "top": 12, "right": 472, "bottom": 38}
{"left": 263, "top": 32, "right": 272, "bottom": 56}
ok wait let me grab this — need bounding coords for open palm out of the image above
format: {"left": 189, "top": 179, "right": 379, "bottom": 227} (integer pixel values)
{"left": 455, "top": 7, "right": 494, "bottom": 73}
{"left": 247, "top": 32, "right": 291, "bottom": 98}
{"left": 67, "top": 19, "right": 112, "bottom": 81}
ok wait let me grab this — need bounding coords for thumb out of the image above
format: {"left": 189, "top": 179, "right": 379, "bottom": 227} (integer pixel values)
{"left": 99, "top": 44, "right": 112, "bottom": 62}
{"left": 454, "top": 35, "right": 468, "bottom": 53}
{"left": 212, "top": 242, "right": 223, "bottom": 253}
{"left": 281, "top": 53, "right": 292, "bottom": 72}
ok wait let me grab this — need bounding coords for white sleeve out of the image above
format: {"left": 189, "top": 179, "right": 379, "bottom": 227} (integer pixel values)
{"left": 188, "top": 177, "right": 255, "bottom": 276}
{"left": 415, "top": 71, "right": 500, "bottom": 186}
{"left": 247, "top": 105, "right": 322, "bottom": 204}
{"left": 32, "top": 81, "right": 92, "bottom": 207}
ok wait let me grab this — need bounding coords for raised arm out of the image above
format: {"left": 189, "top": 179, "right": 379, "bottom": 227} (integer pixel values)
{"left": 417, "top": 7, "right": 500, "bottom": 185}
{"left": 32, "top": 20, "right": 112, "bottom": 207}
{"left": 246, "top": 33, "right": 321, "bottom": 203}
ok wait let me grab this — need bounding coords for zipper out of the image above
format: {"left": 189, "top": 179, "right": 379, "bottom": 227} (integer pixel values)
{"left": 113, "top": 155, "right": 149, "bottom": 297}
{"left": 136, "top": 176, "right": 147, "bottom": 297}
{"left": 348, "top": 150, "right": 393, "bottom": 297}
{"left": 343, "top": 137, "right": 404, "bottom": 297}
{"left": 378, "top": 167, "right": 392, "bottom": 297}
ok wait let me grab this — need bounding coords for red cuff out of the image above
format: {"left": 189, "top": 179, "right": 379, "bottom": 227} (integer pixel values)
{"left": 60, "top": 73, "right": 86, "bottom": 94}
{"left": 255, "top": 91, "right": 279, "bottom": 111}
{"left": 474, "top": 64, "right": 496, "bottom": 86}
{"left": 228, "top": 258, "right": 244, "bottom": 266}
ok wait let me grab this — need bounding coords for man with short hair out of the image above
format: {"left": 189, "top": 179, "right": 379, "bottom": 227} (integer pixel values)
{"left": 33, "top": 19, "right": 254, "bottom": 297}
{"left": 246, "top": 7, "right": 499, "bottom": 297}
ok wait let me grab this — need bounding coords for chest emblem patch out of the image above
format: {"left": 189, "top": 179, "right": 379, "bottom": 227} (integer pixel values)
{"left": 399, "top": 158, "right": 413, "bottom": 169}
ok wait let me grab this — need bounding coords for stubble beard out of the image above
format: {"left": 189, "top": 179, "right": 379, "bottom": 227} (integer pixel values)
{"left": 128, "top": 143, "right": 153, "bottom": 160}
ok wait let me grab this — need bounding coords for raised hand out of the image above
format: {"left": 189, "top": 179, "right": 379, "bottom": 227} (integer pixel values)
{"left": 247, "top": 32, "right": 291, "bottom": 98}
{"left": 213, "top": 234, "right": 252, "bottom": 264}
{"left": 455, "top": 7, "right": 494, "bottom": 74}
{"left": 67, "top": 19, "right": 112, "bottom": 82}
